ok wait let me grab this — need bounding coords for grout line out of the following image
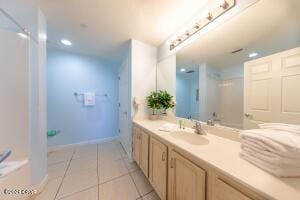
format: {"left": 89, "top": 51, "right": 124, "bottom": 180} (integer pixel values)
{"left": 97, "top": 143, "right": 100, "bottom": 200}
{"left": 56, "top": 185, "right": 97, "bottom": 200}
{"left": 128, "top": 169, "right": 142, "bottom": 198}
{"left": 142, "top": 190, "right": 154, "bottom": 197}
{"left": 51, "top": 140, "right": 137, "bottom": 199}
{"left": 53, "top": 148, "right": 75, "bottom": 200}
{"left": 116, "top": 140, "right": 142, "bottom": 198}
{"left": 97, "top": 141, "right": 132, "bottom": 186}
{"left": 98, "top": 170, "right": 130, "bottom": 185}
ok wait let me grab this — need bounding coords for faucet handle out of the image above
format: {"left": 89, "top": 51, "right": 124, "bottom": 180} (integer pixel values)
{"left": 207, "top": 119, "right": 214, "bottom": 126}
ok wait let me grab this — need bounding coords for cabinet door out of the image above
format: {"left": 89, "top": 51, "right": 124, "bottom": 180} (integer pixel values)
{"left": 140, "top": 131, "right": 149, "bottom": 177}
{"left": 149, "top": 137, "right": 167, "bottom": 200}
{"left": 169, "top": 150, "right": 206, "bottom": 200}
{"left": 214, "top": 178, "right": 252, "bottom": 200}
{"left": 132, "top": 127, "right": 140, "bottom": 165}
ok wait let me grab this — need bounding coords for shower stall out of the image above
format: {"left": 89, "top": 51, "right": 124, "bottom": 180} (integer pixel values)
{"left": 0, "top": 2, "right": 47, "bottom": 199}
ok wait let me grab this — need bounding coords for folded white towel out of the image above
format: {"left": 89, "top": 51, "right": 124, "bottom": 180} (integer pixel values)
{"left": 241, "top": 138, "right": 300, "bottom": 159}
{"left": 240, "top": 152, "right": 300, "bottom": 177}
{"left": 240, "top": 129, "right": 300, "bottom": 153}
{"left": 241, "top": 144, "right": 300, "bottom": 167}
{"left": 84, "top": 92, "right": 96, "bottom": 106}
{"left": 158, "top": 123, "right": 175, "bottom": 132}
{"left": 259, "top": 123, "right": 300, "bottom": 134}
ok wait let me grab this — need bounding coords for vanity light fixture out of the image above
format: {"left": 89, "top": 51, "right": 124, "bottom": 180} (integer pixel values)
{"left": 219, "top": 0, "right": 229, "bottom": 9}
{"left": 205, "top": 12, "right": 213, "bottom": 21}
{"left": 61, "top": 39, "right": 72, "bottom": 46}
{"left": 169, "top": 0, "right": 235, "bottom": 50}
{"left": 249, "top": 52, "right": 258, "bottom": 58}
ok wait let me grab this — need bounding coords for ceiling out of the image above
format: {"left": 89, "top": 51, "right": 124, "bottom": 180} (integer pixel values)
{"left": 176, "top": 0, "right": 300, "bottom": 69}
{"left": 30, "top": 0, "right": 221, "bottom": 63}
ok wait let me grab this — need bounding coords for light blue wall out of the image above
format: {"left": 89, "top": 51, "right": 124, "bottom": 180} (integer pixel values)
{"left": 176, "top": 70, "right": 199, "bottom": 119}
{"left": 47, "top": 48, "right": 119, "bottom": 147}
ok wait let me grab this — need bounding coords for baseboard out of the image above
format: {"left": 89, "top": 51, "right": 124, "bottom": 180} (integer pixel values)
{"left": 47, "top": 136, "right": 120, "bottom": 152}
{"left": 27, "top": 174, "right": 48, "bottom": 199}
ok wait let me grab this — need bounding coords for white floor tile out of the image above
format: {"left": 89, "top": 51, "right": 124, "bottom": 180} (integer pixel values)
{"left": 48, "top": 162, "right": 69, "bottom": 180}
{"left": 99, "top": 175, "right": 140, "bottom": 200}
{"left": 57, "top": 170, "right": 98, "bottom": 199}
{"left": 142, "top": 191, "right": 160, "bottom": 200}
{"left": 99, "top": 159, "right": 128, "bottom": 183}
{"left": 58, "top": 186, "right": 98, "bottom": 200}
{"left": 131, "top": 170, "right": 153, "bottom": 196}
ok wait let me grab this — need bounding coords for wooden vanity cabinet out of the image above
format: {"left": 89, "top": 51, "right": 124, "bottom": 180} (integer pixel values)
{"left": 132, "top": 126, "right": 140, "bottom": 165}
{"left": 168, "top": 150, "right": 206, "bottom": 200}
{"left": 214, "top": 178, "right": 252, "bottom": 200}
{"left": 132, "top": 123, "right": 268, "bottom": 200}
{"left": 149, "top": 137, "right": 168, "bottom": 200}
{"left": 140, "top": 131, "right": 149, "bottom": 176}
{"left": 132, "top": 126, "right": 149, "bottom": 177}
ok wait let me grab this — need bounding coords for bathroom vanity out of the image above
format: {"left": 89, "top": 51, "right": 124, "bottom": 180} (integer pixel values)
{"left": 132, "top": 119, "right": 300, "bottom": 200}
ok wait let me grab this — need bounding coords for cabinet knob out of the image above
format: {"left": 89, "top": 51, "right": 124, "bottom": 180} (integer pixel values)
{"left": 244, "top": 113, "right": 252, "bottom": 118}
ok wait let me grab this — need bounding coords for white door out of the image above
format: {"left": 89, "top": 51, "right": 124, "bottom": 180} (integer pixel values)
{"left": 118, "top": 58, "right": 131, "bottom": 157}
{"left": 244, "top": 47, "right": 300, "bottom": 129}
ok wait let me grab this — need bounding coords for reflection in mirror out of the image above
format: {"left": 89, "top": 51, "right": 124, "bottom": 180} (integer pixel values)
{"left": 176, "top": 59, "right": 244, "bottom": 129}
{"left": 157, "top": 0, "right": 300, "bottom": 130}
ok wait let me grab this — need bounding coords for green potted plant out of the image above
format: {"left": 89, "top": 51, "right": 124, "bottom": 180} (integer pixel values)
{"left": 158, "top": 90, "right": 175, "bottom": 114}
{"left": 146, "top": 91, "right": 161, "bottom": 120}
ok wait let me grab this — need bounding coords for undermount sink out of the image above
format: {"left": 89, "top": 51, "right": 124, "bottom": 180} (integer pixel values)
{"left": 170, "top": 131, "right": 209, "bottom": 145}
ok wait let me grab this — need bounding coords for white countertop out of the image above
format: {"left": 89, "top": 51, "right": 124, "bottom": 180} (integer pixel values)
{"left": 133, "top": 119, "right": 300, "bottom": 200}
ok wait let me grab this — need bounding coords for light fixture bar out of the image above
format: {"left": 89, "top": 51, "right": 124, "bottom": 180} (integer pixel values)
{"left": 170, "top": 0, "right": 236, "bottom": 50}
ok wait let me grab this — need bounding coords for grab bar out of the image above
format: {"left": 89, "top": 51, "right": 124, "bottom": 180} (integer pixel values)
{"left": 0, "top": 150, "right": 11, "bottom": 164}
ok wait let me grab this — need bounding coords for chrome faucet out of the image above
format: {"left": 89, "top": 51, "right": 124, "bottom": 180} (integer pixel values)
{"left": 191, "top": 120, "right": 206, "bottom": 135}
{"left": 207, "top": 112, "right": 221, "bottom": 126}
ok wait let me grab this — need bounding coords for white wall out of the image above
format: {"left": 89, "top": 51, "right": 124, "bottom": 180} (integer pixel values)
{"left": 206, "top": 65, "right": 221, "bottom": 121}
{"left": 118, "top": 39, "right": 157, "bottom": 159}
{"left": 47, "top": 49, "right": 119, "bottom": 147}
{"left": 219, "top": 65, "right": 244, "bottom": 128}
{"left": 30, "top": 9, "right": 48, "bottom": 186}
{"left": 157, "top": 55, "right": 176, "bottom": 96}
{"left": 131, "top": 39, "right": 157, "bottom": 118}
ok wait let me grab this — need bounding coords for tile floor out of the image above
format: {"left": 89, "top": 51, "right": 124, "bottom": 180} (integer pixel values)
{"left": 33, "top": 140, "right": 160, "bottom": 200}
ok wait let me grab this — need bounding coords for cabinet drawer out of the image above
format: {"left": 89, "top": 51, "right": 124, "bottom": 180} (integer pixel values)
{"left": 215, "top": 178, "right": 253, "bottom": 200}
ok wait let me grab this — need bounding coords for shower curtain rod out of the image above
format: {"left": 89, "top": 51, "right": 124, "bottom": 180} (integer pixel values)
{"left": 0, "top": 8, "right": 38, "bottom": 43}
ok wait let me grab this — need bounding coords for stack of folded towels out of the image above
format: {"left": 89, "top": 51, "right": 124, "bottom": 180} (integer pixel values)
{"left": 240, "top": 123, "right": 300, "bottom": 177}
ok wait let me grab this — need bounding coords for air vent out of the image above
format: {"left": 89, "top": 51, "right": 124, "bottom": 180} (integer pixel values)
{"left": 231, "top": 48, "right": 243, "bottom": 54}
{"left": 186, "top": 70, "right": 195, "bottom": 73}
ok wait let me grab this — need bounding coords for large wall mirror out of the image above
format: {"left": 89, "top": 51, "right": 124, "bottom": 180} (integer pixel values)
{"left": 157, "top": 0, "right": 300, "bottom": 130}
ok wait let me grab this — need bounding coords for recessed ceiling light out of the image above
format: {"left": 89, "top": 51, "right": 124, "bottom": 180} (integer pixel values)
{"left": 180, "top": 68, "right": 186, "bottom": 72}
{"left": 249, "top": 52, "right": 258, "bottom": 58}
{"left": 61, "top": 39, "right": 72, "bottom": 46}
{"left": 18, "top": 33, "right": 28, "bottom": 38}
